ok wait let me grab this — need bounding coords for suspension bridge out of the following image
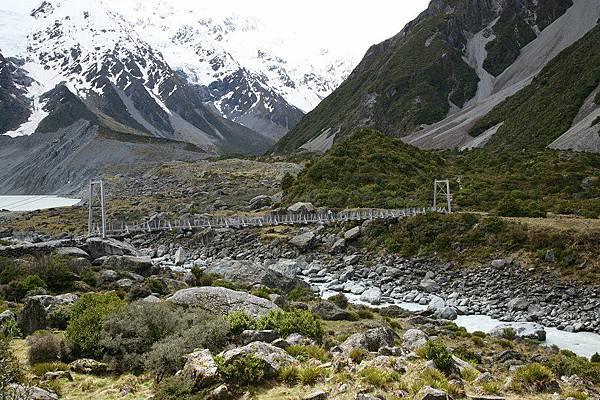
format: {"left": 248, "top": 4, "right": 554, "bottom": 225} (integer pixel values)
{"left": 88, "top": 179, "right": 453, "bottom": 237}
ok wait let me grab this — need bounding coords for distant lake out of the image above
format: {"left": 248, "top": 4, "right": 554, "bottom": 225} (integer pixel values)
{"left": 0, "top": 196, "right": 81, "bottom": 211}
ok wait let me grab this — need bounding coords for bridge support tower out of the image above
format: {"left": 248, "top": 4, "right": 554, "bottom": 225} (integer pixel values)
{"left": 433, "top": 179, "right": 452, "bottom": 213}
{"left": 88, "top": 180, "right": 106, "bottom": 237}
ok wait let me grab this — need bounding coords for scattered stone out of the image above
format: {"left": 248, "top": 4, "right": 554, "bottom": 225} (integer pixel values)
{"left": 69, "top": 359, "right": 108, "bottom": 375}
{"left": 167, "top": 287, "right": 278, "bottom": 317}
{"left": 42, "top": 370, "right": 73, "bottom": 381}
{"left": 219, "top": 342, "right": 296, "bottom": 377}
{"left": 344, "top": 226, "right": 361, "bottom": 241}
{"left": 289, "top": 232, "right": 316, "bottom": 250}
{"left": 175, "top": 247, "right": 187, "bottom": 265}
{"left": 303, "top": 390, "right": 328, "bottom": 400}
{"left": 360, "top": 287, "right": 382, "bottom": 305}
{"left": 311, "top": 301, "right": 350, "bottom": 321}
{"left": 416, "top": 386, "right": 452, "bottom": 400}
{"left": 420, "top": 277, "right": 440, "bottom": 293}
{"left": 240, "top": 330, "right": 278, "bottom": 345}
{"left": 86, "top": 237, "right": 137, "bottom": 259}
{"left": 403, "top": 329, "right": 428, "bottom": 351}
{"left": 101, "top": 255, "right": 153, "bottom": 277}
{"left": 207, "top": 384, "right": 230, "bottom": 400}
{"left": 99, "top": 269, "right": 118, "bottom": 284}
{"left": 55, "top": 247, "right": 90, "bottom": 258}
{"left": 507, "top": 297, "right": 529, "bottom": 312}
{"left": 287, "top": 202, "right": 315, "bottom": 213}
{"left": 119, "top": 385, "right": 135, "bottom": 397}
{"left": 6, "top": 384, "right": 58, "bottom": 400}
{"left": 141, "top": 295, "right": 161, "bottom": 303}
{"left": 180, "top": 349, "right": 219, "bottom": 388}
{"left": 490, "top": 323, "right": 546, "bottom": 341}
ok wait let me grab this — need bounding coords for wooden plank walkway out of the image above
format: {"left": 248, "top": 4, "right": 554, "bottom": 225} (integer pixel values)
{"left": 98, "top": 207, "right": 446, "bottom": 236}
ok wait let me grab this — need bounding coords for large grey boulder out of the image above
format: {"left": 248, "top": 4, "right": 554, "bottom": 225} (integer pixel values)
{"left": 268, "top": 259, "right": 307, "bottom": 278}
{"left": 174, "top": 247, "right": 187, "bottom": 265}
{"left": 360, "top": 287, "right": 382, "bottom": 305}
{"left": 311, "top": 301, "right": 350, "bottom": 321}
{"left": 219, "top": 342, "right": 296, "bottom": 377}
{"left": 289, "top": 232, "right": 316, "bottom": 250}
{"left": 54, "top": 247, "right": 90, "bottom": 258}
{"left": 206, "top": 259, "right": 308, "bottom": 292}
{"left": 249, "top": 195, "right": 273, "bottom": 209}
{"left": 167, "top": 287, "right": 277, "bottom": 317}
{"left": 18, "top": 294, "right": 78, "bottom": 335}
{"left": 490, "top": 323, "right": 546, "bottom": 341}
{"left": 339, "top": 327, "right": 395, "bottom": 355}
{"left": 416, "top": 386, "right": 452, "bottom": 400}
{"left": 287, "top": 202, "right": 315, "bottom": 214}
{"left": 101, "top": 255, "right": 153, "bottom": 277}
{"left": 402, "top": 329, "right": 428, "bottom": 351}
{"left": 180, "top": 349, "right": 219, "bottom": 389}
{"left": 86, "top": 237, "right": 138, "bottom": 259}
{"left": 6, "top": 384, "right": 58, "bottom": 400}
{"left": 0, "top": 309, "right": 16, "bottom": 324}
{"left": 420, "top": 277, "right": 440, "bottom": 293}
{"left": 507, "top": 297, "right": 529, "bottom": 312}
{"left": 344, "top": 227, "right": 361, "bottom": 241}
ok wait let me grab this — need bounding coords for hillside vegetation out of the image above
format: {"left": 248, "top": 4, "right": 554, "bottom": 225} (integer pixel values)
{"left": 470, "top": 24, "right": 600, "bottom": 151}
{"left": 284, "top": 130, "right": 600, "bottom": 218}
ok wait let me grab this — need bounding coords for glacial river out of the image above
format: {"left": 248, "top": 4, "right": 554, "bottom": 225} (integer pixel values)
{"left": 0, "top": 196, "right": 80, "bottom": 212}
{"left": 320, "top": 289, "right": 600, "bottom": 358}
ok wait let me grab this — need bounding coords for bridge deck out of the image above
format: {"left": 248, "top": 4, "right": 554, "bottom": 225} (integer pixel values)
{"left": 95, "top": 207, "right": 446, "bottom": 236}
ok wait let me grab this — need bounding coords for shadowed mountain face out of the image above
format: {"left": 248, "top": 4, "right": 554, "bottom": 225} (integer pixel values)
{"left": 274, "top": 0, "right": 600, "bottom": 154}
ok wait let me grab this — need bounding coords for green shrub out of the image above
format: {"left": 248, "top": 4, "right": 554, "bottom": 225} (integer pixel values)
{"left": 360, "top": 367, "right": 400, "bottom": 388}
{"left": 297, "top": 365, "right": 324, "bottom": 385}
{"left": 502, "top": 327, "right": 518, "bottom": 341}
{"left": 225, "top": 311, "right": 257, "bottom": 336}
{"left": 4, "top": 275, "right": 47, "bottom": 301}
{"left": 39, "top": 255, "right": 75, "bottom": 293}
{"left": 29, "top": 362, "right": 69, "bottom": 376}
{"left": 0, "top": 258, "right": 20, "bottom": 284}
{"left": 417, "top": 340, "right": 454, "bottom": 374}
{"left": 546, "top": 353, "right": 600, "bottom": 384}
{"left": 481, "top": 380, "right": 502, "bottom": 395}
{"left": 413, "top": 368, "right": 461, "bottom": 397}
{"left": 328, "top": 293, "right": 348, "bottom": 309}
{"left": 472, "top": 331, "right": 486, "bottom": 338}
{"left": 256, "top": 309, "right": 324, "bottom": 342}
{"left": 145, "top": 319, "right": 230, "bottom": 382}
{"left": 1, "top": 318, "right": 21, "bottom": 339}
{"left": 127, "top": 284, "right": 152, "bottom": 301}
{"left": 278, "top": 365, "right": 300, "bottom": 385}
{"left": 80, "top": 269, "right": 97, "bottom": 288}
{"left": 348, "top": 348, "right": 368, "bottom": 364}
{"left": 286, "top": 287, "right": 315, "bottom": 301}
{"left": 512, "top": 363, "right": 556, "bottom": 392}
{"left": 47, "top": 304, "right": 71, "bottom": 330}
{"left": 212, "top": 279, "right": 237, "bottom": 290}
{"left": 356, "top": 309, "right": 374, "bottom": 319}
{"left": 0, "top": 334, "right": 23, "bottom": 389}
{"left": 591, "top": 352, "right": 600, "bottom": 363}
{"left": 153, "top": 375, "right": 196, "bottom": 400}
{"left": 216, "top": 354, "right": 268, "bottom": 388}
{"left": 27, "top": 331, "right": 63, "bottom": 365}
{"left": 453, "top": 345, "right": 482, "bottom": 364}
{"left": 65, "top": 293, "right": 124, "bottom": 358}
{"left": 250, "top": 287, "right": 271, "bottom": 300}
{"left": 286, "top": 345, "right": 330, "bottom": 363}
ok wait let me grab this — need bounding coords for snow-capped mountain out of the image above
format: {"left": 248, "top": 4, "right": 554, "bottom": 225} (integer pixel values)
{"left": 101, "top": 0, "right": 356, "bottom": 139}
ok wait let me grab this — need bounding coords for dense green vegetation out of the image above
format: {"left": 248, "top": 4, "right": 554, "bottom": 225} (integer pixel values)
{"left": 361, "top": 213, "right": 600, "bottom": 268}
{"left": 285, "top": 129, "right": 600, "bottom": 218}
{"left": 536, "top": 0, "right": 573, "bottom": 30}
{"left": 483, "top": 2, "right": 537, "bottom": 76}
{"left": 273, "top": 13, "right": 479, "bottom": 153}
{"left": 471, "top": 25, "right": 600, "bottom": 151}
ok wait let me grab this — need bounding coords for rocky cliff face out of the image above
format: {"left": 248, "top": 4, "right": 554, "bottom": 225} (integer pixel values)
{"left": 275, "top": 0, "right": 599, "bottom": 154}
{"left": 0, "top": 53, "right": 31, "bottom": 134}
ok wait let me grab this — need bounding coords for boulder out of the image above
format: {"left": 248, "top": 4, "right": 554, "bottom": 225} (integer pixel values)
{"left": 311, "top": 301, "right": 350, "bottom": 321}
{"left": 249, "top": 195, "right": 273, "bottom": 209}
{"left": 287, "top": 202, "right": 315, "bottom": 214}
{"left": 167, "top": 287, "right": 278, "bottom": 317}
{"left": 331, "top": 238, "right": 346, "bottom": 253}
{"left": 344, "top": 227, "right": 361, "bottom": 241}
{"left": 6, "top": 384, "right": 59, "bottom": 400}
{"left": 141, "top": 295, "right": 161, "bottom": 303}
{"left": 0, "top": 309, "right": 16, "bottom": 324}
{"left": 219, "top": 342, "right": 296, "bottom": 377}
{"left": 240, "top": 330, "right": 278, "bottom": 345}
{"left": 175, "top": 247, "right": 187, "bottom": 265}
{"left": 99, "top": 269, "right": 118, "bottom": 284}
{"left": 206, "top": 259, "right": 308, "bottom": 292}
{"left": 86, "top": 237, "right": 137, "bottom": 259}
{"left": 360, "top": 287, "right": 382, "bottom": 305}
{"left": 402, "top": 329, "right": 428, "bottom": 351}
{"left": 303, "top": 390, "right": 328, "bottom": 400}
{"left": 69, "top": 359, "right": 108, "bottom": 375}
{"left": 507, "top": 297, "right": 529, "bottom": 312}
{"left": 289, "top": 232, "right": 316, "bottom": 250}
{"left": 183, "top": 271, "right": 197, "bottom": 286}
{"left": 54, "top": 247, "right": 90, "bottom": 258}
{"left": 180, "top": 349, "right": 219, "bottom": 388}
{"left": 18, "top": 294, "right": 78, "bottom": 335}
{"left": 490, "top": 323, "right": 546, "bottom": 341}
{"left": 268, "top": 259, "right": 307, "bottom": 278}
{"left": 358, "top": 355, "right": 405, "bottom": 373}
{"left": 42, "top": 370, "right": 73, "bottom": 382}
{"left": 420, "top": 277, "right": 440, "bottom": 293}
{"left": 101, "top": 255, "right": 153, "bottom": 277}
{"left": 339, "top": 327, "right": 395, "bottom": 354}
{"left": 434, "top": 306, "right": 458, "bottom": 321}
{"left": 416, "top": 386, "right": 452, "bottom": 400}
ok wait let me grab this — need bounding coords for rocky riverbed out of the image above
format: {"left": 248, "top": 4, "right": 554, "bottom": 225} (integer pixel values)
{"left": 124, "top": 222, "right": 600, "bottom": 337}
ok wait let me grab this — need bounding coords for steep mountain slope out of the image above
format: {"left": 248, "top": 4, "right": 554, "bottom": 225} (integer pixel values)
{"left": 0, "top": 53, "right": 31, "bottom": 134}
{"left": 104, "top": 0, "right": 355, "bottom": 139}
{"left": 275, "top": 0, "right": 600, "bottom": 154}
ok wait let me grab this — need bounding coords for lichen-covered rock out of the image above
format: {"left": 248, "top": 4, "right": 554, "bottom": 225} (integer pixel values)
{"left": 86, "top": 237, "right": 138, "bottom": 259}
{"left": 402, "top": 329, "right": 428, "bottom": 351}
{"left": 311, "top": 301, "right": 350, "bottom": 321}
{"left": 416, "top": 386, "right": 452, "bottom": 400}
{"left": 167, "top": 287, "right": 277, "bottom": 317}
{"left": 18, "top": 294, "right": 78, "bottom": 335}
{"left": 180, "top": 349, "right": 219, "bottom": 388}
{"left": 219, "top": 341, "right": 297, "bottom": 377}
{"left": 69, "top": 359, "right": 108, "bottom": 375}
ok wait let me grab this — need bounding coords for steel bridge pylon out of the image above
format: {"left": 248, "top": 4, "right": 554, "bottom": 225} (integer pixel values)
{"left": 88, "top": 179, "right": 106, "bottom": 238}
{"left": 433, "top": 179, "right": 452, "bottom": 213}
